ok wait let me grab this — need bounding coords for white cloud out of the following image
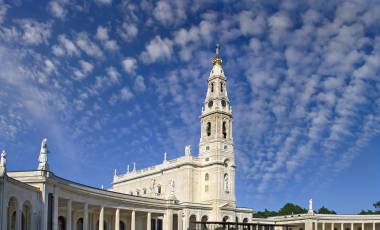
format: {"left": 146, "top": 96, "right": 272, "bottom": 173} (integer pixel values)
{"left": 53, "top": 34, "right": 80, "bottom": 56}
{"left": 153, "top": 0, "right": 186, "bottom": 26}
{"left": 122, "top": 57, "right": 137, "bottom": 74}
{"left": 96, "top": 26, "right": 119, "bottom": 52}
{"left": 109, "top": 86, "right": 134, "bottom": 104}
{"left": 95, "top": 0, "right": 112, "bottom": 5}
{"left": 118, "top": 22, "right": 138, "bottom": 42}
{"left": 72, "top": 60, "right": 94, "bottom": 80}
{"left": 76, "top": 32, "right": 103, "bottom": 58}
{"left": 106, "top": 66, "right": 120, "bottom": 83}
{"left": 96, "top": 26, "right": 109, "bottom": 41}
{"left": 140, "top": 36, "right": 173, "bottom": 63}
{"left": 134, "top": 75, "right": 146, "bottom": 92}
{"left": 0, "top": 1, "right": 9, "bottom": 24}
{"left": 16, "top": 19, "right": 51, "bottom": 45}
{"left": 48, "top": 1, "right": 66, "bottom": 19}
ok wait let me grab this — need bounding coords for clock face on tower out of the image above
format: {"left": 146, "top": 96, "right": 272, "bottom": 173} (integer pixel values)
{"left": 208, "top": 100, "right": 213, "bottom": 108}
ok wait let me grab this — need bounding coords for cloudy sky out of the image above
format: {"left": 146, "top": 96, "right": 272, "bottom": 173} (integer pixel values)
{"left": 1, "top": 0, "right": 380, "bottom": 214}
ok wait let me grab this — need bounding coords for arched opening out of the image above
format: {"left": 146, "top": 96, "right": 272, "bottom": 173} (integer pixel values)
{"left": 207, "top": 122, "right": 211, "bottom": 136}
{"left": 201, "top": 216, "right": 208, "bottom": 230}
{"left": 205, "top": 173, "right": 209, "bottom": 181}
{"left": 243, "top": 218, "right": 249, "bottom": 230}
{"left": 143, "top": 188, "right": 147, "bottom": 195}
{"left": 76, "top": 218, "right": 83, "bottom": 230}
{"left": 157, "top": 185, "right": 162, "bottom": 194}
{"left": 189, "top": 215, "right": 197, "bottom": 230}
{"left": 7, "top": 197, "right": 18, "bottom": 230}
{"left": 58, "top": 216, "right": 66, "bottom": 230}
{"left": 224, "top": 159, "right": 229, "bottom": 167}
{"left": 222, "top": 121, "right": 227, "bottom": 138}
{"left": 211, "top": 83, "right": 214, "bottom": 92}
{"left": 22, "top": 201, "right": 32, "bottom": 230}
{"left": 223, "top": 216, "right": 229, "bottom": 222}
{"left": 120, "top": 221, "right": 125, "bottom": 230}
{"left": 220, "top": 82, "right": 223, "bottom": 92}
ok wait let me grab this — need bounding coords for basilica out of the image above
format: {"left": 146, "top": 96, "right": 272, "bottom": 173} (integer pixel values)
{"left": 0, "top": 46, "right": 379, "bottom": 230}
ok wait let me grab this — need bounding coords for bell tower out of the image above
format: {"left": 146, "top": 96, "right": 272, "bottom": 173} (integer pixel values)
{"left": 199, "top": 44, "right": 236, "bottom": 209}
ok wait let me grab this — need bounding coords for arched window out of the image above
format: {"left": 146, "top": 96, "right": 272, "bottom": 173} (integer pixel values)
{"left": 207, "top": 122, "right": 211, "bottom": 136}
{"left": 211, "top": 83, "right": 214, "bottom": 92}
{"left": 205, "top": 173, "right": 209, "bottom": 181}
{"left": 7, "top": 197, "right": 18, "bottom": 230}
{"left": 201, "top": 216, "right": 208, "bottom": 230}
{"left": 77, "top": 218, "right": 83, "bottom": 230}
{"left": 221, "top": 82, "right": 223, "bottom": 92}
{"left": 136, "top": 190, "right": 140, "bottom": 196}
{"left": 222, "top": 121, "right": 227, "bottom": 138}
{"left": 143, "top": 188, "right": 147, "bottom": 195}
{"left": 22, "top": 201, "right": 32, "bottom": 230}
{"left": 157, "top": 185, "right": 161, "bottom": 194}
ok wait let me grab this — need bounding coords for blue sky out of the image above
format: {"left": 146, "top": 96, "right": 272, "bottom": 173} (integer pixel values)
{"left": 0, "top": 0, "right": 379, "bottom": 214}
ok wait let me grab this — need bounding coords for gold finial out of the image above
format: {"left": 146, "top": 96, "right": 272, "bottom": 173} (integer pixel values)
{"left": 212, "top": 43, "right": 222, "bottom": 65}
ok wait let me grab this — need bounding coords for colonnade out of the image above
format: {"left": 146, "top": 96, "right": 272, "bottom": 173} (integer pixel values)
{"left": 315, "top": 222, "right": 378, "bottom": 230}
{"left": 51, "top": 195, "right": 183, "bottom": 230}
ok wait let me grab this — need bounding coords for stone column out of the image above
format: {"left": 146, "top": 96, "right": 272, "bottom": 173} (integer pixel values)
{"left": 147, "top": 212, "right": 151, "bottom": 230}
{"left": 99, "top": 206, "right": 104, "bottom": 230}
{"left": 323, "top": 222, "right": 326, "bottom": 230}
{"left": 315, "top": 221, "right": 318, "bottom": 230}
{"left": 131, "top": 210, "right": 136, "bottom": 230}
{"left": 164, "top": 210, "right": 173, "bottom": 230}
{"left": 182, "top": 211, "right": 189, "bottom": 230}
{"left": 66, "top": 200, "right": 72, "bottom": 230}
{"left": 16, "top": 206, "right": 22, "bottom": 230}
{"left": 362, "top": 223, "right": 365, "bottom": 230}
{"left": 53, "top": 192, "right": 59, "bottom": 230}
{"left": 305, "top": 220, "right": 313, "bottom": 230}
{"left": 351, "top": 223, "right": 354, "bottom": 230}
{"left": 115, "top": 208, "right": 120, "bottom": 230}
{"left": 332, "top": 223, "right": 334, "bottom": 230}
{"left": 341, "top": 223, "right": 344, "bottom": 230}
{"left": 372, "top": 223, "right": 375, "bottom": 230}
{"left": 177, "top": 212, "right": 183, "bottom": 230}
{"left": 83, "top": 203, "right": 88, "bottom": 230}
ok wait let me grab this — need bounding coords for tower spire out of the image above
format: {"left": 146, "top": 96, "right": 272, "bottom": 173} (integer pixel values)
{"left": 212, "top": 43, "right": 222, "bottom": 65}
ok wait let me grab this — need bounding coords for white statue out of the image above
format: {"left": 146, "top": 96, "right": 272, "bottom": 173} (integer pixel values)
{"left": 37, "top": 138, "right": 49, "bottom": 171}
{"left": 309, "top": 199, "right": 313, "bottom": 210}
{"left": 163, "top": 152, "right": 167, "bottom": 162}
{"left": 114, "top": 169, "right": 117, "bottom": 177}
{"left": 224, "top": 174, "right": 229, "bottom": 192}
{"left": 185, "top": 145, "right": 191, "bottom": 156}
{"left": 169, "top": 179, "right": 175, "bottom": 194}
{"left": 0, "top": 150, "right": 6, "bottom": 176}
{"left": 0, "top": 150, "right": 6, "bottom": 167}
{"left": 132, "top": 162, "right": 136, "bottom": 172}
{"left": 127, "top": 164, "right": 130, "bottom": 173}
{"left": 150, "top": 178, "right": 156, "bottom": 193}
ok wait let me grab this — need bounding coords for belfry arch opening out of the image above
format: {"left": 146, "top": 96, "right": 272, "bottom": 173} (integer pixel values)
{"left": 222, "top": 121, "right": 227, "bottom": 138}
{"left": 207, "top": 122, "right": 211, "bottom": 136}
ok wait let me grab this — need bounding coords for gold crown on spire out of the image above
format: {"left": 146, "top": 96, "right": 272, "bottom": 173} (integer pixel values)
{"left": 212, "top": 43, "right": 222, "bottom": 65}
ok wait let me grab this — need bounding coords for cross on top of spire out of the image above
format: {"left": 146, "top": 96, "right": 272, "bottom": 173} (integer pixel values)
{"left": 216, "top": 43, "right": 220, "bottom": 57}
{"left": 212, "top": 43, "right": 222, "bottom": 66}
